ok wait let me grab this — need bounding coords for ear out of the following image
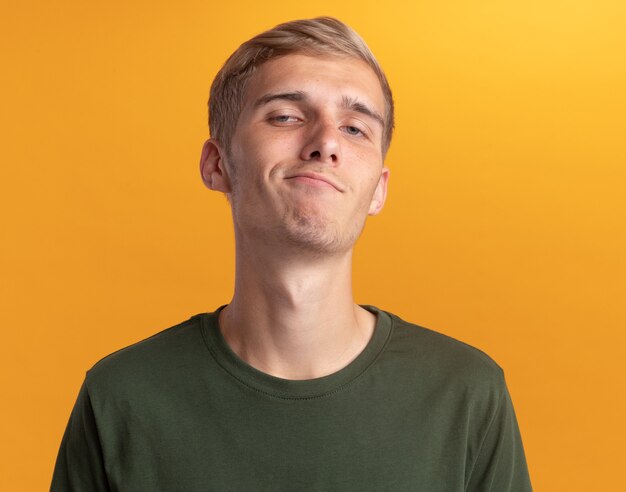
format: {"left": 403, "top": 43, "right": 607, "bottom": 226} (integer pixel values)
{"left": 200, "top": 138, "right": 232, "bottom": 193}
{"left": 368, "top": 166, "right": 390, "bottom": 216}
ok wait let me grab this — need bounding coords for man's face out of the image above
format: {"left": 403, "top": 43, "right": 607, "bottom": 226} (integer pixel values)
{"left": 221, "top": 52, "right": 389, "bottom": 255}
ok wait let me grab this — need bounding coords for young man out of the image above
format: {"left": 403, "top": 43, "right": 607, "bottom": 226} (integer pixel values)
{"left": 52, "top": 17, "right": 532, "bottom": 491}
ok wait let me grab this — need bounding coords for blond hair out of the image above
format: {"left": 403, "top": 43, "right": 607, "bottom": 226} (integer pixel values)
{"left": 208, "top": 17, "right": 394, "bottom": 155}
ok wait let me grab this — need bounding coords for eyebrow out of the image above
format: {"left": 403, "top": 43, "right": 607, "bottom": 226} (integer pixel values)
{"left": 341, "top": 95, "right": 385, "bottom": 128}
{"left": 253, "top": 91, "right": 385, "bottom": 128}
{"left": 254, "top": 91, "right": 306, "bottom": 108}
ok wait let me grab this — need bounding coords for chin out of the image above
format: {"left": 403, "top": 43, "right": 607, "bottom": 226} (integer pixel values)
{"left": 281, "top": 209, "right": 365, "bottom": 255}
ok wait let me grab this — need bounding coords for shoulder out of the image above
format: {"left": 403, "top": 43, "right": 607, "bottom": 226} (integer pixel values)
{"left": 380, "top": 308, "right": 506, "bottom": 398}
{"left": 84, "top": 314, "right": 208, "bottom": 398}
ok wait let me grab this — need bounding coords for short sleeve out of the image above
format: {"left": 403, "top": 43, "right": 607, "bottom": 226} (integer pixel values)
{"left": 50, "top": 380, "right": 111, "bottom": 492}
{"left": 465, "top": 382, "right": 532, "bottom": 491}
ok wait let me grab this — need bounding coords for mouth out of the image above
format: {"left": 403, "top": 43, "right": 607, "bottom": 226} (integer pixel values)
{"left": 284, "top": 172, "right": 344, "bottom": 192}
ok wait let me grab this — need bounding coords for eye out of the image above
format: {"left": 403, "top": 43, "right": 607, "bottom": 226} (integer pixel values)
{"left": 343, "top": 125, "right": 366, "bottom": 137}
{"left": 269, "top": 114, "right": 301, "bottom": 124}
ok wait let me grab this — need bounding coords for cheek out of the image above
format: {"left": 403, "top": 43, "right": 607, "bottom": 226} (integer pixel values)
{"left": 345, "top": 148, "right": 383, "bottom": 188}
{"left": 241, "top": 129, "right": 301, "bottom": 170}
{"left": 347, "top": 140, "right": 383, "bottom": 164}
{"left": 268, "top": 131, "right": 304, "bottom": 159}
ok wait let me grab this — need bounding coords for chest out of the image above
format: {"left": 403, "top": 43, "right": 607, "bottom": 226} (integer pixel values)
{"left": 96, "top": 380, "right": 473, "bottom": 491}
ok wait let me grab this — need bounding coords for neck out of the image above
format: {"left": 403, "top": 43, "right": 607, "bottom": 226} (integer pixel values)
{"left": 219, "top": 236, "right": 376, "bottom": 380}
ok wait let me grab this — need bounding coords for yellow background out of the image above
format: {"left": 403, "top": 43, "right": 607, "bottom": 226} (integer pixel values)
{"left": 1, "top": 0, "right": 625, "bottom": 489}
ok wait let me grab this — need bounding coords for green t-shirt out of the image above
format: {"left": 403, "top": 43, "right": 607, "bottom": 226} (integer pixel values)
{"left": 51, "top": 306, "right": 532, "bottom": 491}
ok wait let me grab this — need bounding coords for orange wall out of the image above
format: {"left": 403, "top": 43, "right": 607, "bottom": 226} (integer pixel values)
{"left": 1, "top": 1, "right": 625, "bottom": 489}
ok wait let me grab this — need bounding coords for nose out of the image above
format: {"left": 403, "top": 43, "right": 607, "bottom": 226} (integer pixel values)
{"left": 299, "top": 118, "right": 341, "bottom": 164}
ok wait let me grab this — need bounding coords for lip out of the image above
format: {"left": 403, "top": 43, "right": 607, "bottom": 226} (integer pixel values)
{"left": 284, "top": 172, "right": 344, "bottom": 192}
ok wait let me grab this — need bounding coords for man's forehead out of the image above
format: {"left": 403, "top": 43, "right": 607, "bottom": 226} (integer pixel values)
{"left": 242, "top": 53, "right": 385, "bottom": 115}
